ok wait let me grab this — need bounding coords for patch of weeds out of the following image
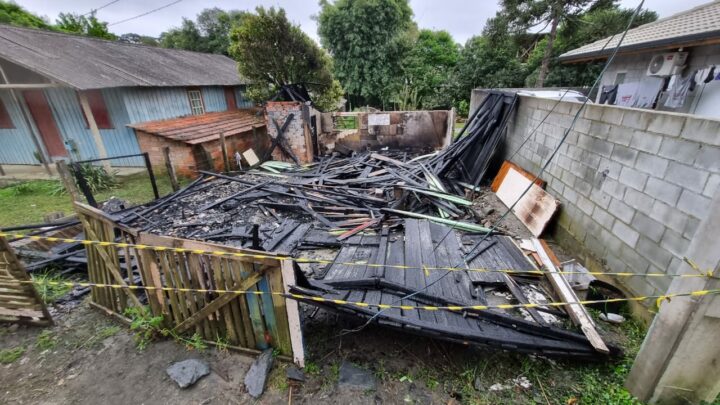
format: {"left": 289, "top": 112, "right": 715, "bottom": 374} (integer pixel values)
{"left": 304, "top": 360, "right": 321, "bottom": 375}
{"left": 124, "top": 306, "right": 165, "bottom": 350}
{"left": 328, "top": 361, "right": 340, "bottom": 382}
{"left": 179, "top": 332, "right": 207, "bottom": 352}
{"left": 0, "top": 180, "right": 58, "bottom": 197}
{"left": 31, "top": 270, "right": 72, "bottom": 304}
{"left": 59, "top": 163, "right": 118, "bottom": 194}
{"left": 270, "top": 364, "right": 289, "bottom": 391}
{"left": 399, "top": 374, "right": 414, "bottom": 383}
{"left": 76, "top": 325, "right": 121, "bottom": 350}
{"left": 417, "top": 367, "right": 440, "bottom": 390}
{"left": 214, "top": 335, "right": 229, "bottom": 353}
{"left": 374, "top": 359, "right": 389, "bottom": 381}
{"left": 0, "top": 346, "right": 25, "bottom": 364}
{"left": 35, "top": 330, "right": 57, "bottom": 350}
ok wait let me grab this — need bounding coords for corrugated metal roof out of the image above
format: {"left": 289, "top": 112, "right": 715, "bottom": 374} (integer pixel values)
{"left": 0, "top": 24, "right": 247, "bottom": 89}
{"left": 560, "top": 1, "right": 720, "bottom": 61}
{"left": 129, "top": 110, "right": 265, "bottom": 145}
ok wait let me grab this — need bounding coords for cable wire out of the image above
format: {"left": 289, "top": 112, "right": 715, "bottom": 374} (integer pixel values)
{"left": 83, "top": 0, "right": 121, "bottom": 16}
{"left": 108, "top": 0, "right": 183, "bottom": 26}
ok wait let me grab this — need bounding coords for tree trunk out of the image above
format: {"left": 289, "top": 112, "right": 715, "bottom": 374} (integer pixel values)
{"left": 535, "top": 12, "right": 560, "bottom": 88}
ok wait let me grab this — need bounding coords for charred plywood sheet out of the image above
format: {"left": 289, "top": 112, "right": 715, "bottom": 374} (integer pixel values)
{"left": 496, "top": 168, "right": 559, "bottom": 237}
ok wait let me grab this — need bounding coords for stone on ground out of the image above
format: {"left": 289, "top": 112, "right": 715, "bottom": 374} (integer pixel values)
{"left": 286, "top": 365, "right": 305, "bottom": 382}
{"left": 166, "top": 359, "right": 210, "bottom": 388}
{"left": 244, "top": 349, "right": 274, "bottom": 398}
{"left": 338, "top": 361, "right": 376, "bottom": 391}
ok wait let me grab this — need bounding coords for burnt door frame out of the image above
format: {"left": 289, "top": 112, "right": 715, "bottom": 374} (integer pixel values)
{"left": 21, "top": 90, "right": 67, "bottom": 158}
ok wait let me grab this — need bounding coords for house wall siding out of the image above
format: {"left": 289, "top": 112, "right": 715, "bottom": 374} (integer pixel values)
{"left": 504, "top": 95, "right": 720, "bottom": 301}
{"left": 0, "top": 90, "right": 41, "bottom": 164}
{"left": 599, "top": 44, "right": 720, "bottom": 114}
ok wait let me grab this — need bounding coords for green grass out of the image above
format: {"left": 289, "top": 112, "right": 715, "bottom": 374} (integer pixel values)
{"left": 31, "top": 271, "right": 72, "bottom": 304}
{"left": 0, "top": 171, "right": 187, "bottom": 227}
{"left": 0, "top": 346, "right": 25, "bottom": 364}
{"left": 36, "top": 330, "right": 57, "bottom": 351}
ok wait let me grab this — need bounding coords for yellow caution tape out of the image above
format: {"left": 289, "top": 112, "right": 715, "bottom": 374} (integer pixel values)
{"left": 16, "top": 279, "right": 720, "bottom": 312}
{"left": 1, "top": 232, "right": 712, "bottom": 280}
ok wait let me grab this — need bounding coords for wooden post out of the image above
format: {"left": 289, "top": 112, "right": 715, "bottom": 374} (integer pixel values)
{"left": 281, "top": 260, "right": 305, "bottom": 367}
{"left": 72, "top": 162, "right": 98, "bottom": 207}
{"left": 55, "top": 160, "right": 81, "bottom": 202}
{"left": 78, "top": 91, "right": 111, "bottom": 172}
{"left": 0, "top": 164, "right": 4, "bottom": 176}
{"left": 163, "top": 147, "right": 179, "bottom": 192}
{"left": 219, "top": 132, "right": 230, "bottom": 172}
{"left": 142, "top": 152, "right": 160, "bottom": 200}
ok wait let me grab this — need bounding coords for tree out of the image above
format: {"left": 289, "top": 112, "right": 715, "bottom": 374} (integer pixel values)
{"left": 56, "top": 13, "right": 116, "bottom": 40}
{"left": 524, "top": 2, "right": 658, "bottom": 87}
{"left": 500, "top": 0, "right": 596, "bottom": 87}
{"left": 229, "top": 7, "right": 342, "bottom": 111}
{"left": 118, "top": 33, "right": 159, "bottom": 46}
{"left": 0, "top": 1, "right": 51, "bottom": 29}
{"left": 318, "top": 0, "right": 415, "bottom": 108}
{"left": 401, "top": 29, "right": 460, "bottom": 109}
{"left": 160, "top": 8, "right": 246, "bottom": 55}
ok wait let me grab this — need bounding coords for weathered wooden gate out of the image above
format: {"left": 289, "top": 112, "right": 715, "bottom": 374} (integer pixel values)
{"left": 0, "top": 237, "right": 53, "bottom": 325}
{"left": 75, "top": 202, "right": 304, "bottom": 365}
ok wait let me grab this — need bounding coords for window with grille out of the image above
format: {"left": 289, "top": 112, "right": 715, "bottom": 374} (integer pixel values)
{"left": 187, "top": 89, "right": 205, "bottom": 115}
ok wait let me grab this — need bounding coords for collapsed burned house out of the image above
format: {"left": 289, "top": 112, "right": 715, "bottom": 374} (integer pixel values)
{"left": 7, "top": 91, "right": 617, "bottom": 358}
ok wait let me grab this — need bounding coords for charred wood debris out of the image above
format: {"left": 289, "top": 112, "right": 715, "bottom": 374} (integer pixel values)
{"left": 7, "top": 92, "right": 618, "bottom": 358}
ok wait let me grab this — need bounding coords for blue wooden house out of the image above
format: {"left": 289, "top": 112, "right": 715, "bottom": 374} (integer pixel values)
{"left": 0, "top": 24, "right": 251, "bottom": 168}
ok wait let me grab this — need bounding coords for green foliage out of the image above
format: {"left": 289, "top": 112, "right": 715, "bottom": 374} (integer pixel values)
{"left": 35, "top": 330, "right": 57, "bottom": 350}
{"left": 229, "top": 7, "right": 341, "bottom": 109}
{"left": 65, "top": 163, "right": 119, "bottom": 194}
{"left": 55, "top": 13, "right": 116, "bottom": 40}
{"left": 31, "top": 271, "right": 72, "bottom": 303}
{"left": 304, "top": 360, "right": 321, "bottom": 375}
{"left": 400, "top": 29, "right": 459, "bottom": 109}
{"left": 160, "top": 8, "right": 246, "bottom": 55}
{"left": 318, "top": 0, "right": 415, "bottom": 108}
{"left": 124, "top": 306, "right": 165, "bottom": 350}
{"left": 0, "top": 1, "right": 51, "bottom": 29}
{"left": 0, "top": 346, "right": 25, "bottom": 364}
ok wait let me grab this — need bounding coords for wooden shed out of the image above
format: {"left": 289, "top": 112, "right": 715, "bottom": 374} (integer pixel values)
{"left": 130, "top": 110, "right": 268, "bottom": 177}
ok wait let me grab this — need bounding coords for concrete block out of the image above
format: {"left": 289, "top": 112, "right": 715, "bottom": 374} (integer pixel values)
{"left": 575, "top": 177, "right": 593, "bottom": 196}
{"left": 634, "top": 152, "right": 669, "bottom": 176}
{"left": 683, "top": 216, "right": 701, "bottom": 240}
{"left": 619, "top": 166, "right": 649, "bottom": 191}
{"left": 631, "top": 212, "right": 666, "bottom": 243}
{"left": 625, "top": 188, "right": 655, "bottom": 210}
{"left": 562, "top": 184, "right": 579, "bottom": 205}
{"left": 665, "top": 162, "right": 709, "bottom": 193}
{"left": 607, "top": 125, "right": 633, "bottom": 146}
{"left": 611, "top": 145, "right": 638, "bottom": 166}
{"left": 613, "top": 220, "right": 640, "bottom": 247}
{"left": 620, "top": 242, "right": 650, "bottom": 272}
{"left": 600, "top": 228, "right": 624, "bottom": 253}
{"left": 623, "top": 276, "right": 654, "bottom": 298}
{"left": 605, "top": 251, "right": 628, "bottom": 273}
{"left": 601, "top": 178, "right": 627, "bottom": 199}
{"left": 630, "top": 131, "right": 663, "bottom": 154}
{"left": 592, "top": 206, "right": 615, "bottom": 228}
{"left": 589, "top": 188, "right": 612, "bottom": 210}
{"left": 646, "top": 268, "right": 671, "bottom": 295}
{"left": 600, "top": 107, "right": 625, "bottom": 126}
{"left": 703, "top": 174, "right": 720, "bottom": 198}
{"left": 660, "top": 229, "right": 690, "bottom": 257}
{"left": 577, "top": 195, "right": 596, "bottom": 215}
{"left": 564, "top": 130, "right": 580, "bottom": 145}
{"left": 577, "top": 133, "right": 594, "bottom": 150}
{"left": 574, "top": 118, "right": 591, "bottom": 134}
{"left": 582, "top": 150, "right": 602, "bottom": 170}
{"left": 694, "top": 145, "right": 720, "bottom": 173}
{"left": 649, "top": 200, "right": 688, "bottom": 230}
{"left": 589, "top": 137, "right": 613, "bottom": 158}
{"left": 567, "top": 145, "right": 583, "bottom": 160}
{"left": 680, "top": 117, "right": 720, "bottom": 146}
{"left": 657, "top": 138, "right": 702, "bottom": 163}
{"left": 609, "top": 197, "right": 636, "bottom": 223}
{"left": 676, "top": 189, "right": 712, "bottom": 218}
{"left": 589, "top": 121, "right": 611, "bottom": 139}
{"left": 584, "top": 232, "right": 607, "bottom": 257}
{"left": 647, "top": 114, "right": 685, "bottom": 137}
{"left": 636, "top": 236, "right": 674, "bottom": 269}
{"left": 644, "top": 177, "right": 682, "bottom": 206}
{"left": 583, "top": 104, "right": 603, "bottom": 121}
{"left": 598, "top": 157, "right": 622, "bottom": 180}
{"left": 560, "top": 169, "right": 578, "bottom": 188}
{"left": 621, "top": 110, "right": 651, "bottom": 130}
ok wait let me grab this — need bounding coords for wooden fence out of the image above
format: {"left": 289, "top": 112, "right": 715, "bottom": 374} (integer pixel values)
{"left": 0, "top": 237, "right": 52, "bottom": 325}
{"left": 75, "top": 202, "right": 304, "bottom": 365}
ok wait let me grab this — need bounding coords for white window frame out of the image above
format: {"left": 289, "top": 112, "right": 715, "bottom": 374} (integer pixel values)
{"left": 187, "top": 89, "right": 205, "bottom": 115}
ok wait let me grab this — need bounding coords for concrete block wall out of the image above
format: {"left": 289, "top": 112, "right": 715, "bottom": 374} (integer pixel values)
{"left": 505, "top": 95, "right": 720, "bottom": 298}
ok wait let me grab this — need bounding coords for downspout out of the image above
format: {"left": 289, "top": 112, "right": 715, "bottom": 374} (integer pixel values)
{"left": 0, "top": 64, "right": 53, "bottom": 175}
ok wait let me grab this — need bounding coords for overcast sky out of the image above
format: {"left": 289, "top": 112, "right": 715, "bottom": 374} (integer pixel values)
{"left": 15, "top": 0, "right": 712, "bottom": 45}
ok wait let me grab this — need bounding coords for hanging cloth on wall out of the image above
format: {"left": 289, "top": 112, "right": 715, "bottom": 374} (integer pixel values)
{"left": 615, "top": 82, "right": 639, "bottom": 107}
{"left": 664, "top": 74, "right": 693, "bottom": 109}
{"left": 704, "top": 66, "right": 716, "bottom": 83}
{"left": 632, "top": 77, "right": 665, "bottom": 109}
{"left": 599, "top": 84, "right": 618, "bottom": 104}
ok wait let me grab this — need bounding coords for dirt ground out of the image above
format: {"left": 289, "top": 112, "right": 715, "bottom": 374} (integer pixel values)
{"left": 1, "top": 191, "right": 645, "bottom": 404}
